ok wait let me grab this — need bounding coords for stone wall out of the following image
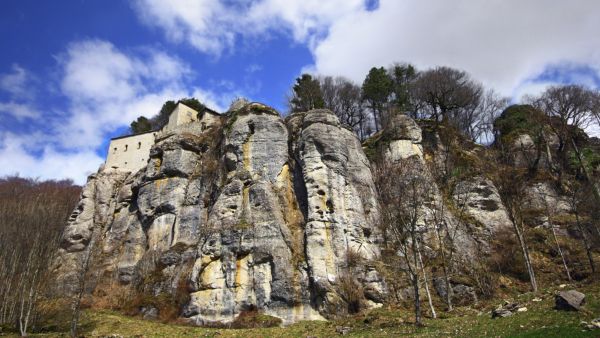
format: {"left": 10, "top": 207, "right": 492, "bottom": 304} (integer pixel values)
{"left": 164, "top": 103, "right": 200, "bottom": 131}
{"left": 105, "top": 132, "right": 157, "bottom": 172}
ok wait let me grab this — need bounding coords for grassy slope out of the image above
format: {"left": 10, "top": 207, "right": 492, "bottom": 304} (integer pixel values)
{"left": 22, "top": 282, "right": 599, "bottom": 338}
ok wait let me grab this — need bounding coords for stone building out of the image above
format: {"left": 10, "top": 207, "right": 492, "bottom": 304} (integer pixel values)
{"left": 105, "top": 102, "right": 220, "bottom": 172}
{"left": 105, "top": 131, "right": 157, "bottom": 172}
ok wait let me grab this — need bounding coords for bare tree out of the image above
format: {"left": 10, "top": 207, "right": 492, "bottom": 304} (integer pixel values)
{"left": 415, "top": 240, "right": 436, "bottom": 319}
{"left": 569, "top": 184, "right": 596, "bottom": 274}
{"left": 531, "top": 85, "right": 600, "bottom": 194}
{"left": 0, "top": 176, "right": 80, "bottom": 335}
{"left": 494, "top": 167, "right": 538, "bottom": 292}
{"left": 70, "top": 232, "right": 97, "bottom": 338}
{"left": 534, "top": 85, "right": 596, "bottom": 152}
{"left": 465, "top": 90, "right": 509, "bottom": 143}
{"left": 319, "top": 76, "right": 369, "bottom": 139}
{"left": 376, "top": 160, "right": 432, "bottom": 326}
{"left": 411, "top": 67, "right": 482, "bottom": 124}
{"left": 538, "top": 189, "right": 572, "bottom": 281}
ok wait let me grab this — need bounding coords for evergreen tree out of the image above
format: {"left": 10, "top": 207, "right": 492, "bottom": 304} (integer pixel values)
{"left": 289, "top": 74, "right": 325, "bottom": 112}
{"left": 129, "top": 116, "right": 152, "bottom": 134}
{"left": 178, "top": 97, "right": 206, "bottom": 114}
{"left": 128, "top": 97, "right": 207, "bottom": 135}
{"left": 362, "top": 67, "right": 393, "bottom": 131}
{"left": 152, "top": 100, "right": 177, "bottom": 130}
{"left": 389, "top": 63, "right": 417, "bottom": 111}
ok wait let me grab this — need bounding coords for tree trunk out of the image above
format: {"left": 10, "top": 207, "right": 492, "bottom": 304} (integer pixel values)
{"left": 550, "top": 222, "right": 571, "bottom": 282}
{"left": 372, "top": 104, "right": 380, "bottom": 133}
{"left": 546, "top": 205, "right": 571, "bottom": 281}
{"left": 434, "top": 226, "right": 453, "bottom": 311}
{"left": 412, "top": 272, "right": 421, "bottom": 326}
{"left": 512, "top": 213, "right": 537, "bottom": 292}
{"left": 574, "top": 210, "right": 596, "bottom": 274}
{"left": 572, "top": 138, "right": 600, "bottom": 203}
{"left": 411, "top": 236, "right": 422, "bottom": 326}
{"left": 417, "top": 241, "right": 436, "bottom": 319}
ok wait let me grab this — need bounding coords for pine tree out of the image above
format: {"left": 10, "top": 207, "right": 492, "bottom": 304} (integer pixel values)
{"left": 289, "top": 74, "right": 325, "bottom": 112}
{"left": 362, "top": 67, "right": 393, "bottom": 131}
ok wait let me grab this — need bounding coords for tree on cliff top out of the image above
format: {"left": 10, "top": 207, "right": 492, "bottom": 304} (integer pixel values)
{"left": 319, "top": 76, "right": 369, "bottom": 139}
{"left": 289, "top": 74, "right": 325, "bottom": 113}
{"left": 362, "top": 67, "right": 393, "bottom": 132}
{"left": 130, "top": 116, "right": 152, "bottom": 134}
{"left": 389, "top": 63, "right": 417, "bottom": 112}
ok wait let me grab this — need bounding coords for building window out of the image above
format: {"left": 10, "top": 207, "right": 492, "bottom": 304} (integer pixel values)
{"left": 138, "top": 142, "right": 141, "bottom": 149}
{"left": 124, "top": 144, "right": 128, "bottom": 152}
{"left": 113, "top": 147, "right": 117, "bottom": 154}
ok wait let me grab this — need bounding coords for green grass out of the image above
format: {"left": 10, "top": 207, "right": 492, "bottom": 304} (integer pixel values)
{"left": 15, "top": 282, "right": 600, "bottom": 337}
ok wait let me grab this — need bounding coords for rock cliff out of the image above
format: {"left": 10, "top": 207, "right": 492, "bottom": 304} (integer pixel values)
{"left": 52, "top": 102, "right": 590, "bottom": 325}
{"left": 53, "top": 103, "right": 386, "bottom": 325}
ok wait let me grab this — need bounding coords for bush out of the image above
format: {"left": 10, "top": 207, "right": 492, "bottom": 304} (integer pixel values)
{"left": 489, "top": 228, "right": 529, "bottom": 281}
{"left": 338, "top": 272, "right": 364, "bottom": 314}
{"left": 230, "top": 307, "right": 282, "bottom": 328}
{"left": 494, "top": 105, "right": 547, "bottom": 145}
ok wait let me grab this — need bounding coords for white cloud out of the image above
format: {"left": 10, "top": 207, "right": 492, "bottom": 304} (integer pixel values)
{"left": 0, "top": 64, "right": 33, "bottom": 99}
{"left": 0, "top": 102, "right": 40, "bottom": 120}
{"left": 60, "top": 40, "right": 192, "bottom": 104}
{"left": 132, "top": 0, "right": 600, "bottom": 98}
{"left": 131, "top": 0, "right": 365, "bottom": 56}
{"left": 61, "top": 40, "right": 138, "bottom": 102}
{"left": 191, "top": 87, "right": 236, "bottom": 112}
{"left": 310, "top": 0, "right": 600, "bottom": 96}
{"left": 0, "top": 132, "right": 103, "bottom": 184}
{"left": 2, "top": 39, "right": 239, "bottom": 184}
{"left": 55, "top": 39, "right": 228, "bottom": 150}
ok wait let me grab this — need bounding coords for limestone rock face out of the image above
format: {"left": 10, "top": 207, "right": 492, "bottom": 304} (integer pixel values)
{"left": 433, "top": 277, "right": 478, "bottom": 306}
{"left": 453, "top": 176, "right": 512, "bottom": 237}
{"left": 509, "top": 131, "right": 560, "bottom": 170}
{"left": 384, "top": 114, "right": 424, "bottom": 161}
{"left": 52, "top": 104, "right": 526, "bottom": 325}
{"left": 52, "top": 104, "right": 385, "bottom": 325}
{"left": 288, "top": 109, "right": 385, "bottom": 313}
{"left": 53, "top": 169, "right": 132, "bottom": 294}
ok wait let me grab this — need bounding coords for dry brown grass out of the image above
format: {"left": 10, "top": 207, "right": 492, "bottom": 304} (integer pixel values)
{"left": 338, "top": 272, "right": 365, "bottom": 314}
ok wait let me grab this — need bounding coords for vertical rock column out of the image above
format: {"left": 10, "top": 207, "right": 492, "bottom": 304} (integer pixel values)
{"left": 290, "top": 109, "right": 385, "bottom": 314}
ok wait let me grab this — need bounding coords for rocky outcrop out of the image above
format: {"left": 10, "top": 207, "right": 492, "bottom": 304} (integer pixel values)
{"left": 383, "top": 114, "right": 424, "bottom": 161}
{"left": 52, "top": 104, "right": 386, "bottom": 325}
{"left": 287, "top": 110, "right": 386, "bottom": 313}
{"left": 555, "top": 290, "right": 586, "bottom": 311}
{"left": 453, "top": 176, "right": 512, "bottom": 237}
{"left": 432, "top": 277, "right": 478, "bottom": 306}
{"left": 54, "top": 103, "right": 555, "bottom": 325}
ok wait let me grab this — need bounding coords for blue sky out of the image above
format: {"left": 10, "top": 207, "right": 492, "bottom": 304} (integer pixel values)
{"left": 1, "top": 0, "right": 600, "bottom": 184}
